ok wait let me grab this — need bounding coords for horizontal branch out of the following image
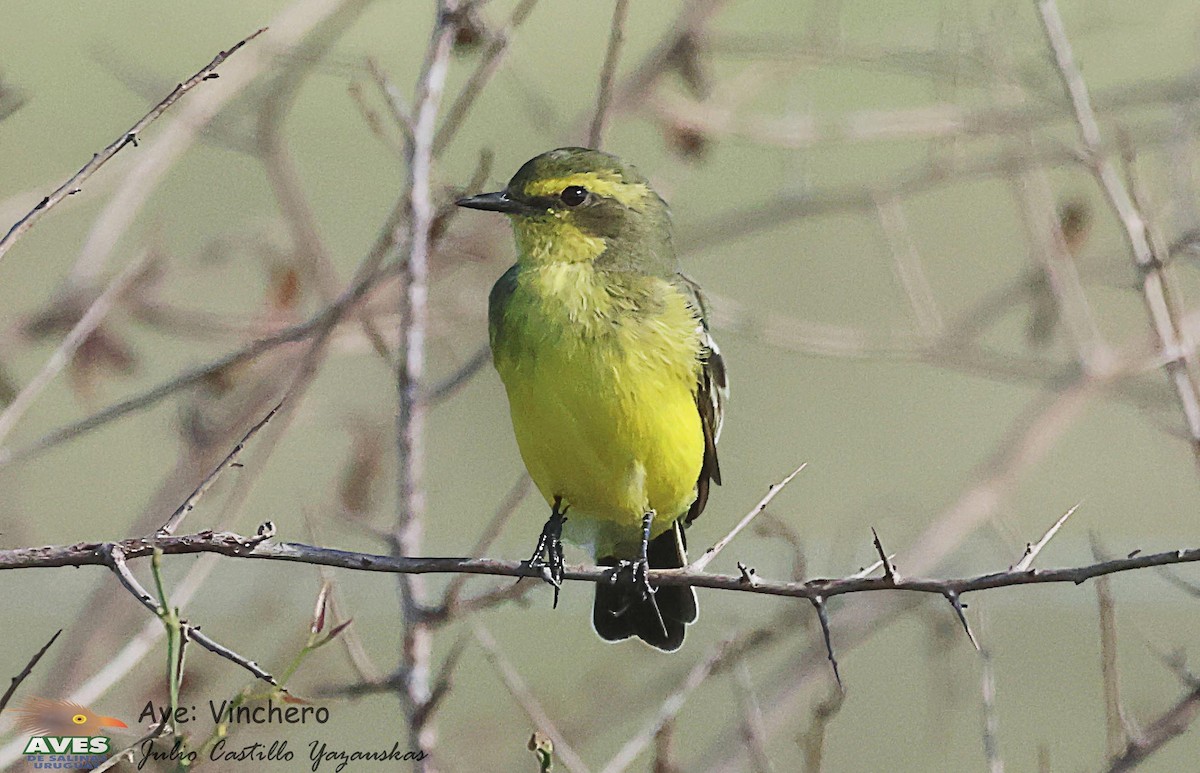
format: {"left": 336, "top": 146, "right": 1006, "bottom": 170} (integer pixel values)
{"left": 2, "top": 527, "right": 1197, "bottom": 603}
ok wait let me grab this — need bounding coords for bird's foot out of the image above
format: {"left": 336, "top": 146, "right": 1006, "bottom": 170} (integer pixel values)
{"left": 609, "top": 509, "right": 659, "bottom": 602}
{"left": 525, "top": 498, "right": 568, "bottom": 608}
{"left": 611, "top": 556, "right": 656, "bottom": 603}
{"left": 609, "top": 536, "right": 668, "bottom": 639}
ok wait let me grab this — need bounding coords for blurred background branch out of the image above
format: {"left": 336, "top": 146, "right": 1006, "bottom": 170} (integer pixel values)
{"left": 3, "top": 1, "right": 1200, "bottom": 771}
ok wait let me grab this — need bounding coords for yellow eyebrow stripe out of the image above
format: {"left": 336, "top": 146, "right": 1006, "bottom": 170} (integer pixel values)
{"left": 523, "top": 172, "right": 651, "bottom": 209}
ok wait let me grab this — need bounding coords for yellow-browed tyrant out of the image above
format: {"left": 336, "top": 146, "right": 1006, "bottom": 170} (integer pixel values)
{"left": 457, "top": 147, "right": 726, "bottom": 651}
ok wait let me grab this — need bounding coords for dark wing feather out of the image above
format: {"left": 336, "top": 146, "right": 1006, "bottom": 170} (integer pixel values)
{"left": 676, "top": 275, "right": 727, "bottom": 526}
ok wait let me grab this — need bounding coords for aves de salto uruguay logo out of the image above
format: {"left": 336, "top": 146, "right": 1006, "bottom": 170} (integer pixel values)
{"left": 15, "top": 697, "right": 127, "bottom": 765}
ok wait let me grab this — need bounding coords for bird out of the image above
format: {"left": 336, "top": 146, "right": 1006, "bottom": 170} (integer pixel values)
{"left": 457, "top": 147, "right": 726, "bottom": 651}
{"left": 13, "top": 697, "right": 128, "bottom": 737}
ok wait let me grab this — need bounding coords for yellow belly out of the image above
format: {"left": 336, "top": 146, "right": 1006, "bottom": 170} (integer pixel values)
{"left": 493, "top": 265, "right": 704, "bottom": 558}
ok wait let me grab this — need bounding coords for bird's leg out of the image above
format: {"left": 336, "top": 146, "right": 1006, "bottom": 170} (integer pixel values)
{"left": 612, "top": 510, "right": 658, "bottom": 593}
{"left": 635, "top": 509, "right": 655, "bottom": 594}
{"left": 617, "top": 510, "right": 668, "bottom": 637}
{"left": 527, "top": 497, "right": 568, "bottom": 608}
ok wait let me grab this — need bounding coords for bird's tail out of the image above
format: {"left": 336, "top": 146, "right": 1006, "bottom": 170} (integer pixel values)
{"left": 593, "top": 520, "right": 698, "bottom": 652}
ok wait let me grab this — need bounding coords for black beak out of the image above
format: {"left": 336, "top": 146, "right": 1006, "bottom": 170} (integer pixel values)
{"left": 455, "top": 190, "right": 528, "bottom": 214}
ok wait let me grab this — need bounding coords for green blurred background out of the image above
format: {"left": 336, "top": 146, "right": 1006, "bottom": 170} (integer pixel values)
{"left": 4, "top": 1, "right": 1200, "bottom": 770}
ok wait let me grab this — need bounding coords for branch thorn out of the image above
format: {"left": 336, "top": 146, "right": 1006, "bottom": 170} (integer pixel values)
{"left": 810, "top": 595, "right": 842, "bottom": 688}
{"left": 944, "top": 591, "right": 979, "bottom": 650}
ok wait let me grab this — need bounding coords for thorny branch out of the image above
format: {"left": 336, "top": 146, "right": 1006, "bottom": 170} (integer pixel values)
{"left": 7, "top": 3, "right": 1200, "bottom": 772}
{"left": 0, "top": 629, "right": 61, "bottom": 715}
{"left": 0, "top": 29, "right": 266, "bottom": 264}
{"left": 4, "top": 519, "right": 1200, "bottom": 681}
{"left": 688, "top": 465, "right": 806, "bottom": 572}
{"left": 156, "top": 402, "right": 281, "bottom": 535}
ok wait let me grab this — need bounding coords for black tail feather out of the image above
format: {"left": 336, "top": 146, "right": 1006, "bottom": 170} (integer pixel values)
{"left": 593, "top": 521, "right": 697, "bottom": 652}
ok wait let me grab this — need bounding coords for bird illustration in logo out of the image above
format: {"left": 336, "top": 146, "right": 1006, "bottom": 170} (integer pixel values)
{"left": 13, "top": 697, "right": 127, "bottom": 736}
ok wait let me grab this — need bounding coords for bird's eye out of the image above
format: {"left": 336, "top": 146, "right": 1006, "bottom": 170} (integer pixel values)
{"left": 72, "top": 714, "right": 88, "bottom": 725}
{"left": 559, "top": 186, "right": 588, "bottom": 207}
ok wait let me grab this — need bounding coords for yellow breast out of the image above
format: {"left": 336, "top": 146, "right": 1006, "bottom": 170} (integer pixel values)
{"left": 491, "top": 262, "right": 704, "bottom": 557}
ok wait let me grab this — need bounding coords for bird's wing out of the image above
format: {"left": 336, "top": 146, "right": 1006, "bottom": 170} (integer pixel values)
{"left": 676, "top": 275, "right": 727, "bottom": 527}
{"left": 487, "top": 263, "right": 520, "bottom": 357}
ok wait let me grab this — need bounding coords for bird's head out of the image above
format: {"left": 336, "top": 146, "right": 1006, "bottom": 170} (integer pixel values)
{"left": 457, "top": 147, "right": 672, "bottom": 270}
{"left": 14, "top": 697, "right": 128, "bottom": 736}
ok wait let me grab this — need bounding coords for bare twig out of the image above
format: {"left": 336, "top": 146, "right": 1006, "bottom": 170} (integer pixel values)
{"left": 607, "top": 0, "right": 730, "bottom": 114}
{"left": 433, "top": 0, "right": 540, "bottom": 155}
{"left": 91, "top": 710, "right": 173, "bottom": 773}
{"left": 71, "top": 0, "right": 368, "bottom": 287}
{"left": 874, "top": 195, "right": 943, "bottom": 336}
{"left": 706, "top": 386, "right": 1103, "bottom": 771}
{"left": 156, "top": 403, "right": 281, "bottom": 535}
{"left": 0, "top": 250, "right": 151, "bottom": 448}
{"left": 368, "top": 59, "right": 415, "bottom": 141}
{"left": 1156, "top": 566, "right": 1200, "bottom": 598}
{"left": 250, "top": 5, "right": 396, "bottom": 367}
{"left": 1037, "top": 0, "right": 1200, "bottom": 466}
{"left": 588, "top": 0, "right": 630, "bottom": 149}
{"left": 472, "top": 623, "right": 591, "bottom": 773}
{"left": 255, "top": 6, "right": 365, "bottom": 303}
{"left": 446, "top": 578, "right": 537, "bottom": 617}
{"left": 0, "top": 546, "right": 224, "bottom": 769}
{"left": 435, "top": 473, "right": 530, "bottom": 615}
{"left": 676, "top": 145, "right": 1086, "bottom": 255}
{"left": 0, "top": 629, "right": 61, "bottom": 714}
{"left": 1092, "top": 537, "right": 1127, "bottom": 759}
{"left": 1102, "top": 682, "right": 1200, "bottom": 772}
{"left": 426, "top": 344, "right": 492, "bottom": 404}
{"left": 978, "top": 614, "right": 1003, "bottom": 773}
{"left": 0, "top": 239, "right": 398, "bottom": 470}
{"left": 799, "top": 684, "right": 844, "bottom": 773}
{"left": 1013, "top": 502, "right": 1081, "bottom": 572}
{"left": 600, "top": 635, "right": 740, "bottom": 773}
{"left": 413, "top": 634, "right": 468, "bottom": 730}
{"left": 12, "top": 228, "right": 373, "bottom": 719}
{"left": 349, "top": 78, "right": 405, "bottom": 157}
{"left": 0, "top": 29, "right": 265, "bottom": 264}
{"left": 101, "top": 544, "right": 278, "bottom": 686}
{"left": 1005, "top": 154, "right": 1109, "bottom": 373}
{"left": 688, "top": 464, "right": 806, "bottom": 572}
{"left": 731, "top": 386, "right": 1097, "bottom": 764}
{"left": 653, "top": 721, "right": 679, "bottom": 773}
{"left": 731, "top": 660, "right": 773, "bottom": 773}
{"left": 393, "top": 2, "right": 459, "bottom": 763}
{"left": 845, "top": 556, "right": 891, "bottom": 581}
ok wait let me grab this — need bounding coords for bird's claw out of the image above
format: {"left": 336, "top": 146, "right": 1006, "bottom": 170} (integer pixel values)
{"left": 537, "top": 564, "right": 560, "bottom": 588}
{"left": 613, "top": 558, "right": 656, "bottom": 602}
{"left": 526, "top": 500, "right": 568, "bottom": 608}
